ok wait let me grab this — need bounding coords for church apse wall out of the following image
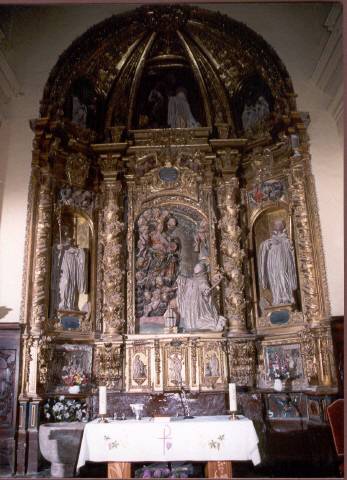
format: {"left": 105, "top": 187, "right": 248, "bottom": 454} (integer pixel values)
{"left": 14, "top": 5, "right": 338, "bottom": 474}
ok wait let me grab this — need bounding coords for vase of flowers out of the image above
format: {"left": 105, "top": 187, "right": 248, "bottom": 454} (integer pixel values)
{"left": 68, "top": 385, "right": 80, "bottom": 394}
{"left": 43, "top": 396, "right": 88, "bottom": 422}
{"left": 61, "top": 367, "right": 88, "bottom": 394}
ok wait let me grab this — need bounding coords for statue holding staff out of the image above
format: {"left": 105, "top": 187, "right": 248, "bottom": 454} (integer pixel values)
{"left": 51, "top": 225, "right": 88, "bottom": 312}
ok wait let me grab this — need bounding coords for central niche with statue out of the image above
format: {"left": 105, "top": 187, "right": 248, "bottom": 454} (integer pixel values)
{"left": 135, "top": 205, "right": 224, "bottom": 334}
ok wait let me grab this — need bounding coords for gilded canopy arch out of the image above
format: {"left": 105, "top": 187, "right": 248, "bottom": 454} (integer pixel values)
{"left": 40, "top": 5, "right": 294, "bottom": 138}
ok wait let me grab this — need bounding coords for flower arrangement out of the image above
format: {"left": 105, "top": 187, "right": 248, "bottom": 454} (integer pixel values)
{"left": 44, "top": 396, "right": 88, "bottom": 422}
{"left": 62, "top": 368, "right": 89, "bottom": 387}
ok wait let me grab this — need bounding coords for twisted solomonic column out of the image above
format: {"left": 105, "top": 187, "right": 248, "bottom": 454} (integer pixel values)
{"left": 99, "top": 155, "right": 125, "bottom": 337}
{"left": 217, "top": 177, "right": 247, "bottom": 335}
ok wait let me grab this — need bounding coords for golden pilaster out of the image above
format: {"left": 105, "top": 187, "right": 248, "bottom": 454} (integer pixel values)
{"left": 30, "top": 171, "right": 53, "bottom": 334}
{"left": 290, "top": 158, "right": 330, "bottom": 326}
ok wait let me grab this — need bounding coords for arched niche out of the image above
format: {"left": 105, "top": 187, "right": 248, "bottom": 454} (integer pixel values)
{"left": 49, "top": 202, "right": 95, "bottom": 334}
{"left": 232, "top": 73, "right": 276, "bottom": 138}
{"left": 134, "top": 203, "right": 213, "bottom": 334}
{"left": 251, "top": 205, "right": 301, "bottom": 321}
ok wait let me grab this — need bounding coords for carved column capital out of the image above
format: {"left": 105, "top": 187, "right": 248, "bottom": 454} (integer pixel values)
{"left": 209, "top": 138, "right": 245, "bottom": 177}
{"left": 93, "top": 141, "right": 128, "bottom": 180}
{"left": 99, "top": 153, "right": 120, "bottom": 179}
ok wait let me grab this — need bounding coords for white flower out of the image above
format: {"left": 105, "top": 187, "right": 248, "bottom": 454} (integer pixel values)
{"left": 45, "top": 413, "right": 51, "bottom": 419}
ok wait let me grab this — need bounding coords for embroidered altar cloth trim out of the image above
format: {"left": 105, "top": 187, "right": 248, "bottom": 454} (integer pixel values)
{"left": 76, "top": 415, "right": 261, "bottom": 470}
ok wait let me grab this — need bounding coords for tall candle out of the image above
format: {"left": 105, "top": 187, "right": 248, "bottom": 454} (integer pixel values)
{"left": 99, "top": 386, "right": 107, "bottom": 415}
{"left": 229, "top": 383, "right": 237, "bottom": 412}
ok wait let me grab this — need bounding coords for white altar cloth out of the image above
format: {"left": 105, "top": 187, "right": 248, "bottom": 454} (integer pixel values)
{"left": 76, "top": 415, "right": 261, "bottom": 470}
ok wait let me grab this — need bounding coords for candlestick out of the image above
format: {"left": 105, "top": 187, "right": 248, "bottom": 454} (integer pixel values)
{"left": 99, "top": 386, "right": 107, "bottom": 416}
{"left": 228, "top": 383, "right": 237, "bottom": 412}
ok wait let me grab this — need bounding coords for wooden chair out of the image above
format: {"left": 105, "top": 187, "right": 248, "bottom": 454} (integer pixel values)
{"left": 327, "top": 399, "right": 344, "bottom": 476}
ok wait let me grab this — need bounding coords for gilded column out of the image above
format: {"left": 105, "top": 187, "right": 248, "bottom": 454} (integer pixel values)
{"left": 299, "top": 326, "right": 336, "bottom": 387}
{"left": 24, "top": 168, "right": 53, "bottom": 400}
{"left": 99, "top": 154, "right": 125, "bottom": 337}
{"left": 30, "top": 170, "right": 53, "bottom": 334}
{"left": 215, "top": 147, "right": 247, "bottom": 335}
{"left": 290, "top": 157, "right": 330, "bottom": 326}
{"left": 125, "top": 171, "right": 136, "bottom": 334}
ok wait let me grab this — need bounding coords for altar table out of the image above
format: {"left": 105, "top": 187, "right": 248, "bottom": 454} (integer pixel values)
{"left": 76, "top": 415, "right": 261, "bottom": 478}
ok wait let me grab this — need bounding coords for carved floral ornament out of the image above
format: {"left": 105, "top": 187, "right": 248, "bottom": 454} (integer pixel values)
{"left": 66, "top": 152, "right": 90, "bottom": 188}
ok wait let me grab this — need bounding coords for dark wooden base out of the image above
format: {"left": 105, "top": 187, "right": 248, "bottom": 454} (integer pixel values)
{"left": 26, "top": 430, "right": 39, "bottom": 474}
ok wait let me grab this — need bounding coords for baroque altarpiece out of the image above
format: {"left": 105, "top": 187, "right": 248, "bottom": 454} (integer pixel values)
{"left": 15, "top": 5, "right": 337, "bottom": 472}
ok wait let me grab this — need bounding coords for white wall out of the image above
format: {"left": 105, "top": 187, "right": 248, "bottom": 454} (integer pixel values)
{"left": 0, "top": 3, "right": 343, "bottom": 322}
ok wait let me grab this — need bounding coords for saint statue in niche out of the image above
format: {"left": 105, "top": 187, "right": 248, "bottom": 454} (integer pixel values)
{"left": 147, "top": 81, "right": 166, "bottom": 128}
{"left": 169, "top": 353, "right": 183, "bottom": 385}
{"left": 176, "top": 263, "right": 225, "bottom": 331}
{"left": 51, "top": 225, "right": 88, "bottom": 312}
{"left": 168, "top": 87, "right": 200, "bottom": 128}
{"left": 72, "top": 96, "right": 88, "bottom": 127}
{"left": 242, "top": 95, "right": 270, "bottom": 134}
{"left": 133, "top": 355, "right": 147, "bottom": 380}
{"left": 205, "top": 352, "right": 219, "bottom": 377}
{"left": 257, "top": 219, "right": 297, "bottom": 306}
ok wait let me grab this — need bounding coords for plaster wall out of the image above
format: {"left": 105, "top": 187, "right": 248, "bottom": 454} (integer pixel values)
{"left": 0, "top": 4, "right": 343, "bottom": 322}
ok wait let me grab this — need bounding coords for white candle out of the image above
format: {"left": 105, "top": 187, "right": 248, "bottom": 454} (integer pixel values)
{"left": 99, "top": 386, "right": 107, "bottom": 415}
{"left": 229, "top": 383, "right": 237, "bottom": 412}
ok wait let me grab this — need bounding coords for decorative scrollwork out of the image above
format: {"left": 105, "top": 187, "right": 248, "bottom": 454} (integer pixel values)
{"left": 290, "top": 163, "right": 321, "bottom": 323}
{"left": 298, "top": 327, "right": 319, "bottom": 383}
{"left": 154, "top": 339, "right": 161, "bottom": 387}
{"left": 37, "top": 336, "right": 53, "bottom": 385}
{"left": 65, "top": 152, "right": 90, "bottom": 188}
{"left": 95, "top": 343, "right": 123, "bottom": 389}
{"left": 227, "top": 340, "right": 256, "bottom": 386}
